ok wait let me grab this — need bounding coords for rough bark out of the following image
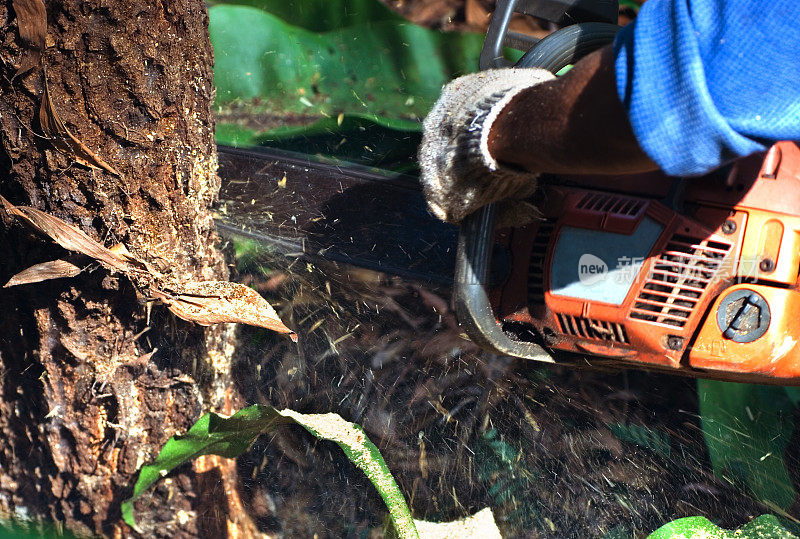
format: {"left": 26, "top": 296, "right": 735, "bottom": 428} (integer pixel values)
{"left": 0, "top": 1, "right": 253, "bottom": 536}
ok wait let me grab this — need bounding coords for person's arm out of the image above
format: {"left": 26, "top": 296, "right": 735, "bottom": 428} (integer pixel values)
{"left": 488, "top": 44, "right": 657, "bottom": 175}
{"left": 419, "top": 0, "right": 800, "bottom": 223}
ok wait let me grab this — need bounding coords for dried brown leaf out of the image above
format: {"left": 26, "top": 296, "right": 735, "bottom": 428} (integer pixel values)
{"left": 40, "top": 73, "right": 121, "bottom": 176}
{"left": 158, "top": 280, "right": 294, "bottom": 335}
{"left": 1, "top": 197, "right": 292, "bottom": 336}
{"left": 12, "top": 0, "right": 46, "bottom": 78}
{"left": 4, "top": 259, "right": 82, "bottom": 287}
{"left": 0, "top": 195, "right": 144, "bottom": 275}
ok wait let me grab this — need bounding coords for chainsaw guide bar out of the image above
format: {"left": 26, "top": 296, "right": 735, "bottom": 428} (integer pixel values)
{"left": 215, "top": 145, "right": 459, "bottom": 285}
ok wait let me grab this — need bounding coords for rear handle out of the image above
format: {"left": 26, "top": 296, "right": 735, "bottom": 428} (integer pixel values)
{"left": 480, "top": 0, "right": 619, "bottom": 69}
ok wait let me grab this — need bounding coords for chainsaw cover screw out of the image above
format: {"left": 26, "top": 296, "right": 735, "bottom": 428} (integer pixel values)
{"left": 721, "top": 220, "right": 736, "bottom": 234}
{"left": 759, "top": 258, "right": 775, "bottom": 272}
{"left": 666, "top": 336, "right": 684, "bottom": 350}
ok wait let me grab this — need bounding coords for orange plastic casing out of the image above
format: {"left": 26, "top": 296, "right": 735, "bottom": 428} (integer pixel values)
{"left": 492, "top": 142, "right": 800, "bottom": 383}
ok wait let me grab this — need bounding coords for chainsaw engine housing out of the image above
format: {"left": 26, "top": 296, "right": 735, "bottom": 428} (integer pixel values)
{"left": 487, "top": 142, "right": 800, "bottom": 382}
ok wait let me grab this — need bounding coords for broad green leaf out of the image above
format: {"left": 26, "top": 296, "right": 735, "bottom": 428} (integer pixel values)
{"left": 214, "top": 123, "right": 259, "bottom": 148}
{"left": 121, "top": 405, "right": 285, "bottom": 529}
{"left": 211, "top": 0, "right": 404, "bottom": 31}
{"left": 209, "top": 5, "right": 483, "bottom": 119}
{"left": 122, "top": 405, "right": 420, "bottom": 538}
{"left": 698, "top": 380, "right": 797, "bottom": 509}
{"left": 647, "top": 514, "right": 798, "bottom": 538}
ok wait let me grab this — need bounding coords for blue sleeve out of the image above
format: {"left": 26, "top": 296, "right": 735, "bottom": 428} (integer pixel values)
{"left": 613, "top": 0, "right": 800, "bottom": 176}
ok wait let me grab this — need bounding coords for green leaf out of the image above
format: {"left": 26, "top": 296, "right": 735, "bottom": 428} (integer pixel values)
{"left": 122, "top": 405, "right": 420, "bottom": 538}
{"left": 209, "top": 0, "right": 486, "bottom": 166}
{"left": 698, "top": 380, "right": 797, "bottom": 509}
{"left": 232, "top": 237, "right": 274, "bottom": 273}
{"left": 647, "top": 514, "right": 798, "bottom": 538}
{"left": 121, "top": 405, "right": 285, "bottom": 530}
{"left": 214, "top": 123, "right": 260, "bottom": 148}
{"left": 0, "top": 520, "right": 80, "bottom": 539}
{"left": 209, "top": 5, "right": 483, "bottom": 119}
{"left": 280, "top": 410, "right": 419, "bottom": 538}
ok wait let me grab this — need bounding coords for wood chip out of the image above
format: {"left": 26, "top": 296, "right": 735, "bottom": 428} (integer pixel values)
{"left": 3, "top": 259, "right": 82, "bottom": 287}
{"left": 414, "top": 507, "right": 502, "bottom": 539}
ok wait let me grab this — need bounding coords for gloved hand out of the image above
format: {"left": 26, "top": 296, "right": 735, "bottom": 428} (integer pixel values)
{"left": 418, "top": 68, "right": 555, "bottom": 223}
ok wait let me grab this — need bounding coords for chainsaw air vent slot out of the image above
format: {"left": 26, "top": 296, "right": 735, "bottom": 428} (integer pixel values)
{"left": 576, "top": 193, "right": 645, "bottom": 216}
{"left": 528, "top": 221, "right": 556, "bottom": 306}
{"left": 557, "top": 314, "right": 629, "bottom": 343}
{"left": 629, "top": 234, "right": 731, "bottom": 328}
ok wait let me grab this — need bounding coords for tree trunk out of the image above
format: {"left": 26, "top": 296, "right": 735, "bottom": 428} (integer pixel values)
{"left": 0, "top": 1, "right": 254, "bottom": 536}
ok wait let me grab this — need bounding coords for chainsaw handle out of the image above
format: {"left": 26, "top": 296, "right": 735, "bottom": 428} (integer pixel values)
{"left": 455, "top": 204, "right": 557, "bottom": 362}
{"left": 454, "top": 22, "right": 620, "bottom": 362}
{"left": 480, "top": 0, "right": 619, "bottom": 69}
{"left": 515, "top": 22, "right": 620, "bottom": 70}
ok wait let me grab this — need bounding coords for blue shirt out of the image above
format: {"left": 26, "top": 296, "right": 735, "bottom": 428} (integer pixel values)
{"left": 614, "top": 0, "right": 800, "bottom": 176}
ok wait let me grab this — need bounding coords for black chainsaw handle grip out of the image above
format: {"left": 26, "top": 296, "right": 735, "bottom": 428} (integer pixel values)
{"left": 454, "top": 22, "right": 619, "bottom": 362}
{"left": 480, "top": 0, "right": 618, "bottom": 69}
{"left": 515, "top": 22, "right": 620, "bottom": 70}
{"left": 455, "top": 203, "right": 557, "bottom": 362}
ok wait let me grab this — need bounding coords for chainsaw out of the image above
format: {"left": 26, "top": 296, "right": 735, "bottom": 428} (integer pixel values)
{"left": 215, "top": 0, "right": 800, "bottom": 384}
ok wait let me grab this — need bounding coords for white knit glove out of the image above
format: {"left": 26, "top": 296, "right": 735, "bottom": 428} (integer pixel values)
{"left": 418, "top": 68, "right": 555, "bottom": 223}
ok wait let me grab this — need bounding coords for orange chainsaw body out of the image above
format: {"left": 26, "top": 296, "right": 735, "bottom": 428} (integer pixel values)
{"left": 491, "top": 142, "right": 800, "bottom": 382}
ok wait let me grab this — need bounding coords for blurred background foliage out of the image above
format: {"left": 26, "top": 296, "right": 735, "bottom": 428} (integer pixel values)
{"left": 209, "top": 0, "right": 486, "bottom": 168}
